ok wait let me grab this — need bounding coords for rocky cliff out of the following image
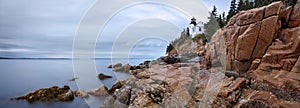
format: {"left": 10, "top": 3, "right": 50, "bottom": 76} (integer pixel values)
{"left": 100, "top": 1, "right": 300, "bottom": 108}
{"left": 205, "top": 1, "right": 300, "bottom": 107}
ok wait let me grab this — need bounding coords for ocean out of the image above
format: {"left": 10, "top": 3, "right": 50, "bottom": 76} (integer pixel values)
{"left": 0, "top": 58, "right": 151, "bottom": 108}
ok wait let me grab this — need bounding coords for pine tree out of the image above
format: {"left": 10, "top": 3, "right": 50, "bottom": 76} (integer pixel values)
{"left": 227, "top": 0, "right": 237, "bottom": 22}
{"left": 285, "top": 0, "right": 298, "bottom": 6}
{"left": 204, "top": 6, "right": 220, "bottom": 41}
{"left": 244, "top": 0, "right": 253, "bottom": 10}
{"left": 204, "top": 13, "right": 219, "bottom": 41}
{"left": 166, "top": 43, "right": 174, "bottom": 54}
{"left": 211, "top": 5, "right": 225, "bottom": 28}
{"left": 238, "top": 0, "right": 254, "bottom": 12}
{"left": 237, "top": 0, "right": 245, "bottom": 12}
{"left": 212, "top": 5, "right": 217, "bottom": 17}
{"left": 222, "top": 12, "right": 226, "bottom": 25}
{"left": 216, "top": 11, "right": 227, "bottom": 28}
{"left": 217, "top": 14, "right": 224, "bottom": 28}
{"left": 254, "top": 0, "right": 264, "bottom": 8}
{"left": 262, "top": 0, "right": 272, "bottom": 6}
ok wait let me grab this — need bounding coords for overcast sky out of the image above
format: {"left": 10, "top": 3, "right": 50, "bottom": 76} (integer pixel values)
{"left": 0, "top": 0, "right": 230, "bottom": 58}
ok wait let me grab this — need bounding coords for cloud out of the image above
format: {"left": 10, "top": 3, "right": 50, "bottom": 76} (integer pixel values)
{"left": 97, "top": 3, "right": 190, "bottom": 43}
{"left": 0, "top": 0, "right": 229, "bottom": 58}
{"left": 0, "top": 0, "right": 95, "bottom": 58}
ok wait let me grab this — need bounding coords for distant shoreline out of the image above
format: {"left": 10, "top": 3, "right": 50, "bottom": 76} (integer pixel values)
{"left": 0, "top": 57, "right": 154, "bottom": 60}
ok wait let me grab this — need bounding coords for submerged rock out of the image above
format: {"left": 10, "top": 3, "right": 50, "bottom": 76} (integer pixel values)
{"left": 11, "top": 85, "right": 74, "bottom": 103}
{"left": 111, "top": 63, "right": 131, "bottom": 72}
{"left": 97, "top": 73, "right": 112, "bottom": 80}
{"left": 68, "top": 77, "right": 79, "bottom": 82}
{"left": 112, "top": 63, "right": 122, "bottom": 68}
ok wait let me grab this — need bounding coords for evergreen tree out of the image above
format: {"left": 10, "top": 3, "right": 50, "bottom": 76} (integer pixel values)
{"left": 165, "top": 32, "right": 190, "bottom": 54}
{"left": 238, "top": 0, "right": 254, "bottom": 12}
{"left": 211, "top": 5, "right": 225, "bottom": 28}
{"left": 237, "top": 0, "right": 245, "bottom": 12}
{"left": 165, "top": 43, "right": 174, "bottom": 54}
{"left": 212, "top": 5, "right": 218, "bottom": 18}
{"left": 261, "top": 0, "right": 272, "bottom": 7}
{"left": 204, "top": 13, "right": 219, "bottom": 41}
{"left": 254, "top": 0, "right": 271, "bottom": 8}
{"left": 217, "top": 14, "right": 224, "bottom": 28}
{"left": 204, "top": 6, "right": 220, "bottom": 41}
{"left": 244, "top": 0, "right": 254, "bottom": 10}
{"left": 227, "top": 0, "right": 237, "bottom": 22}
{"left": 284, "top": 0, "right": 298, "bottom": 6}
{"left": 254, "top": 0, "right": 262, "bottom": 8}
{"left": 222, "top": 12, "right": 226, "bottom": 24}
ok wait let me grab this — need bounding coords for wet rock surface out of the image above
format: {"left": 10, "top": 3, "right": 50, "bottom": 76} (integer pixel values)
{"left": 97, "top": 73, "right": 112, "bottom": 80}
{"left": 11, "top": 85, "right": 74, "bottom": 103}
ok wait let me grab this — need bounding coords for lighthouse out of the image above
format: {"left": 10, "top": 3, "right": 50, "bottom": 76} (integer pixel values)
{"left": 187, "top": 17, "right": 204, "bottom": 37}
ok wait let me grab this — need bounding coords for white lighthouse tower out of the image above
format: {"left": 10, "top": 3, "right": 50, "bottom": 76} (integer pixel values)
{"left": 187, "top": 17, "right": 204, "bottom": 37}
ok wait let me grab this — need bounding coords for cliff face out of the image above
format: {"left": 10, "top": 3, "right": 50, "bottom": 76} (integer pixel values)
{"left": 206, "top": 1, "right": 300, "bottom": 107}
{"left": 210, "top": 0, "right": 300, "bottom": 82}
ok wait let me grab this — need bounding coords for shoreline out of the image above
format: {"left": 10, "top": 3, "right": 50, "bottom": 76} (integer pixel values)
{"left": 9, "top": 1, "right": 300, "bottom": 107}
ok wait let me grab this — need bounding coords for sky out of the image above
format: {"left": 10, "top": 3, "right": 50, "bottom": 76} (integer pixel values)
{"left": 0, "top": 0, "right": 230, "bottom": 58}
{"left": 203, "top": 0, "right": 231, "bottom": 14}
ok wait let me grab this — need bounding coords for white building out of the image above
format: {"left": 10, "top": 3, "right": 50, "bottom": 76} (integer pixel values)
{"left": 187, "top": 17, "right": 205, "bottom": 38}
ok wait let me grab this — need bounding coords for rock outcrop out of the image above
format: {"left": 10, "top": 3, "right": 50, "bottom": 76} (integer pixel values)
{"left": 11, "top": 86, "right": 74, "bottom": 103}
{"left": 88, "top": 85, "right": 109, "bottom": 96}
{"left": 205, "top": 1, "right": 300, "bottom": 107}
{"left": 113, "top": 64, "right": 131, "bottom": 72}
{"left": 102, "top": 63, "right": 226, "bottom": 107}
{"left": 73, "top": 89, "right": 89, "bottom": 98}
{"left": 109, "top": 62, "right": 150, "bottom": 72}
{"left": 97, "top": 73, "right": 112, "bottom": 80}
{"left": 68, "top": 77, "right": 79, "bottom": 82}
{"left": 211, "top": 1, "right": 300, "bottom": 74}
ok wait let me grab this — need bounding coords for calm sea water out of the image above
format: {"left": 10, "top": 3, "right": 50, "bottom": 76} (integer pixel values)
{"left": 0, "top": 58, "right": 150, "bottom": 108}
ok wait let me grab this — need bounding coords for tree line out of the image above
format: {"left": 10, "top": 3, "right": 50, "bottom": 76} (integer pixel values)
{"left": 204, "top": 0, "right": 298, "bottom": 41}
{"left": 222, "top": 0, "right": 297, "bottom": 28}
